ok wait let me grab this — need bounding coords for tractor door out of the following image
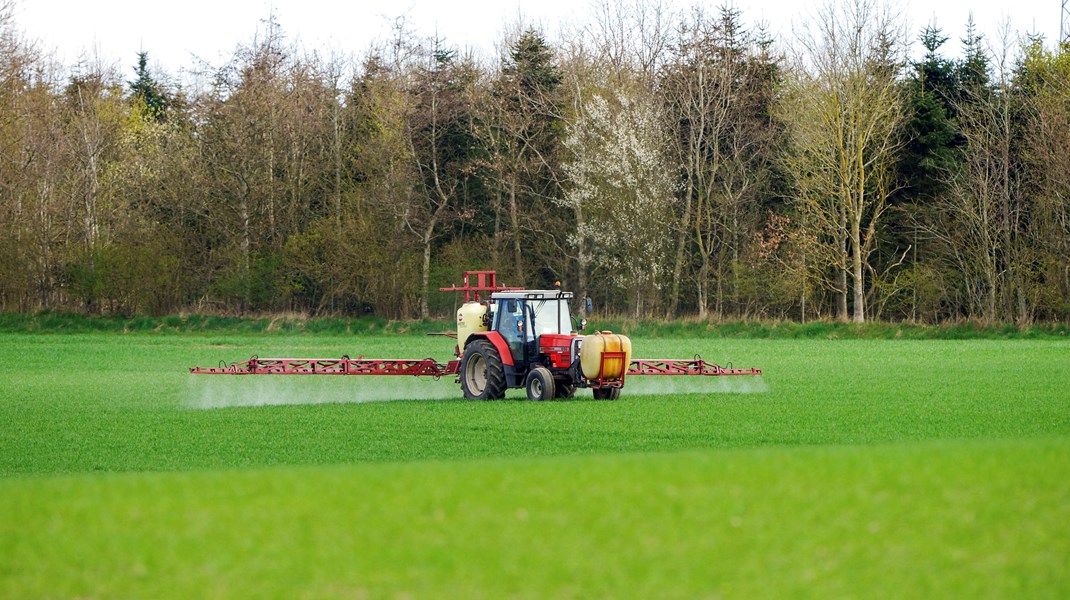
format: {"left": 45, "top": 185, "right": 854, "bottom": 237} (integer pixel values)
{"left": 495, "top": 299, "right": 526, "bottom": 366}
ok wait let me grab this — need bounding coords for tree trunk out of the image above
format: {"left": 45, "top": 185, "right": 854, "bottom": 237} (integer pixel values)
{"left": 420, "top": 218, "right": 437, "bottom": 320}
{"left": 697, "top": 258, "right": 709, "bottom": 319}
{"left": 333, "top": 97, "right": 342, "bottom": 232}
{"left": 851, "top": 213, "right": 865, "bottom": 323}
{"left": 836, "top": 237, "right": 848, "bottom": 321}
{"left": 731, "top": 205, "right": 740, "bottom": 316}
{"left": 508, "top": 175, "right": 523, "bottom": 285}
{"left": 575, "top": 203, "right": 588, "bottom": 318}
{"left": 492, "top": 186, "right": 502, "bottom": 270}
{"left": 668, "top": 182, "right": 693, "bottom": 317}
{"left": 239, "top": 178, "right": 251, "bottom": 310}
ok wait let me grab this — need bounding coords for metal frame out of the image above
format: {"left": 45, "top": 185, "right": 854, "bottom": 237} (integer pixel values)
{"left": 628, "top": 358, "right": 761, "bottom": 376}
{"left": 438, "top": 271, "right": 521, "bottom": 302}
{"left": 191, "top": 355, "right": 760, "bottom": 378}
{"left": 191, "top": 356, "right": 461, "bottom": 378}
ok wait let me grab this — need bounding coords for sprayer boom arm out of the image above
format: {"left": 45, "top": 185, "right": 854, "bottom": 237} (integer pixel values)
{"left": 191, "top": 356, "right": 758, "bottom": 378}
{"left": 190, "top": 356, "right": 460, "bottom": 377}
{"left": 627, "top": 359, "right": 761, "bottom": 376}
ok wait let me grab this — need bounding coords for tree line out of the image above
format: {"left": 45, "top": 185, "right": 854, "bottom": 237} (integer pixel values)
{"left": 0, "top": 0, "right": 1067, "bottom": 323}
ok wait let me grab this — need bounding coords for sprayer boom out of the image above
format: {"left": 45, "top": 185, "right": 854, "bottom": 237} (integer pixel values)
{"left": 190, "top": 356, "right": 461, "bottom": 377}
{"left": 629, "top": 359, "right": 761, "bottom": 376}
{"left": 189, "top": 271, "right": 763, "bottom": 400}
{"left": 191, "top": 356, "right": 759, "bottom": 378}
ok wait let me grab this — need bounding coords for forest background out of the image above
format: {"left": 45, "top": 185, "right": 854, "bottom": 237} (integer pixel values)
{"left": 1, "top": 0, "right": 1068, "bottom": 324}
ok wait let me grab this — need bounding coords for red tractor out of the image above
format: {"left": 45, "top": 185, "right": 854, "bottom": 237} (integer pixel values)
{"left": 453, "top": 286, "right": 629, "bottom": 401}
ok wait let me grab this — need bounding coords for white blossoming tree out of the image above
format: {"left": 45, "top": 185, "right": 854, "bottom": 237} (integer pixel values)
{"left": 561, "top": 90, "right": 677, "bottom": 317}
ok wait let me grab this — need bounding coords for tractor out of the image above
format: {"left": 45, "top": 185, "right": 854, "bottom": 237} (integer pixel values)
{"left": 190, "top": 271, "right": 761, "bottom": 399}
{"left": 455, "top": 286, "right": 628, "bottom": 400}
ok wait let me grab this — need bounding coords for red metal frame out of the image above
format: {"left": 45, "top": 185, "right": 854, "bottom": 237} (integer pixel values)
{"left": 438, "top": 271, "right": 521, "bottom": 302}
{"left": 190, "top": 356, "right": 461, "bottom": 377}
{"left": 627, "top": 359, "right": 761, "bottom": 376}
{"left": 191, "top": 356, "right": 760, "bottom": 378}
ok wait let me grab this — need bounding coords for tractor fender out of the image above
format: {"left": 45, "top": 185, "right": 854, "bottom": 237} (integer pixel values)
{"left": 465, "top": 331, "right": 514, "bottom": 366}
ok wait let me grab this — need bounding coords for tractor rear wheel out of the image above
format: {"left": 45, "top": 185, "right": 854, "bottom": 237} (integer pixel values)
{"left": 460, "top": 339, "right": 507, "bottom": 400}
{"left": 592, "top": 387, "right": 621, "bottom": 400}
{"left": 525, "top": 366, "right": 556, "bottom": 401}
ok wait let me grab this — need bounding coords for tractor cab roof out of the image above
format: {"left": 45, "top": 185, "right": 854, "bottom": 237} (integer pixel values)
{"left": 490, "top": 290, "right": 573, "bottom": 301}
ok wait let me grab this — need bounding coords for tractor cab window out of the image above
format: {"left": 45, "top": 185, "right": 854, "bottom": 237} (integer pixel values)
{"left": 528, "top": 298, "right": 572, "bottom": 336}
{"left": 497, "top": 299, "right": 521, "bottom": 330}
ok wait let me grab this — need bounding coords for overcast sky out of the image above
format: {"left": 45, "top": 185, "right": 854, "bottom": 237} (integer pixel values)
{"left": 12, "top": 0, "right": 1063, "bottom": 77}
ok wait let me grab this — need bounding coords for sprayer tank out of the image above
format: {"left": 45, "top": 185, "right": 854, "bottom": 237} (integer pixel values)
{"left": 579, "top": 331, "right": 632, "bottom": 381}
{"left": 456, "top": 301, "right": 489, "bottom": 350}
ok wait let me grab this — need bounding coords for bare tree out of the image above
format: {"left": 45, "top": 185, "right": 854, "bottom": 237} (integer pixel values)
{"left": 586, "top": 0, "right": 673, "bottom": 85}
{"left": 661, "top": 6, "right": 780, "bottom": 317}
{"left": 928, "top": 25, "right": 1029, "bottom": 323}
{"left": 403, "top": 40, "right": 479, "bottom": 318}
{"left": 780, "top": 0, "right": 907, "bottom": 322}
{"left": 1021, "top": 42, "right": 1070, "bottom": 321}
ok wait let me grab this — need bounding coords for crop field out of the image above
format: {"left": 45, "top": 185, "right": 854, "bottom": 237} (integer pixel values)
{"left": 1, "top": 331, "right": 1068, "bottom": 598}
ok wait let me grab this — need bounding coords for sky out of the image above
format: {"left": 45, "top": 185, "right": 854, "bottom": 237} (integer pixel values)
{"left": 11, "top": 0, "right": 1065, "bottom": 78}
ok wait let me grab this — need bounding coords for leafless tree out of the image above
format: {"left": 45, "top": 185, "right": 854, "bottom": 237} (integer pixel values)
{"left": 661, "top": 6, "right": 779, "bottom": 317}
{"left": 780, "top": 0, "right": 907, "bottom": 322}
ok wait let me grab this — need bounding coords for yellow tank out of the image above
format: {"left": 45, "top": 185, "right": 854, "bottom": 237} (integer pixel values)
{"left": 456, "top": 301, "right": 489, "bottom": 350}
{"left": 579, "top": 331, "right": 632, "bottom": 381}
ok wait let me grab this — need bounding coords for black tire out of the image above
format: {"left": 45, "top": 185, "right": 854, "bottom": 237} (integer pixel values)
{"left": 592, "top": 386, "right": 621, "bottom": 400}
{"left": 460, "top": 339, "right": 507, "bottom": 400}
{"left": 525, "top": 366, "right": 556, "bottom": 401}
{"left": 554, "top": 379, "right": 575, "bottom": 399}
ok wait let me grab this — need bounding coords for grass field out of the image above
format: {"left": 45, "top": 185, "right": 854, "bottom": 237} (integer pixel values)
{"left": 1, "top": 332, "right": 1068, "bottom": 598}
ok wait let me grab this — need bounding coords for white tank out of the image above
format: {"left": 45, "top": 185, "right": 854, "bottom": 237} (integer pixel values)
{"left": 579, "top": 331, "right": 632, "bottom": 381}
{"left": 456, "top": 301, "right": 489, "bottom": 350}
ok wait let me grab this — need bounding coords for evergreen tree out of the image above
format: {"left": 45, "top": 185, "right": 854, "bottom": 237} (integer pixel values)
{"left": 958, "top": 17, "right": 990, "bottom": 93}
{"left": 900, "top": 25, "right": 960, "bottom": 199}
{"left": 483, "top": 28, "right": 567, "bottom": 286}
{"left": 128, "top": 51, "right": 169, "bottom": 122}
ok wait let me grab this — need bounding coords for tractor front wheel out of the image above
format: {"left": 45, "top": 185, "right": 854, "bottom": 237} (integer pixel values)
{"left": 460, "top": 339, "right": 507, "bottom": 400}
{"left": 525, "top": 366, "right": 556, "bottom": 401}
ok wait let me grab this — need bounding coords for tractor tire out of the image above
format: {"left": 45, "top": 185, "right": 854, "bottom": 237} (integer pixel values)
{"left": 525, "top": 366, "right": 556, "bottom": 401}
{"left": 592, "top": 386, "right": 621, "bottom": 400}
{"left": 554, "top": 379, "right": 576, "bottom": 399}
{"left": 460, "top": 339, "right": 507, "bottom": 400}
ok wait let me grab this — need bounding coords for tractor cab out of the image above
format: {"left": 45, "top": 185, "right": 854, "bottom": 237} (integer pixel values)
{"left": 490, "top": 290, "right": 574, "bottom": 370}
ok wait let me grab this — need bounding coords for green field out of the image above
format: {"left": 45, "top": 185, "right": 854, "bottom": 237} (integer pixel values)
{"left": 1, "top": 332, "right": 1068, "bottom": 598}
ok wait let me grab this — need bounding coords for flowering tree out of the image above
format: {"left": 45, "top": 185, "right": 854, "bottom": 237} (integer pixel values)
{"left": 562, "top": 90, "right": 676, "bottom": 316}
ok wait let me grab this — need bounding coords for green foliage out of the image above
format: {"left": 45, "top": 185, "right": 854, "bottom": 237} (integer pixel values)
{"left": 958, "top": 18, "right": 990, "bottom": 92}
{"left": 127, "top": 51, "right": 172, "bottom": 122}
{"left": 900, "top": 27, "right": 961, "bottom": 200}
{"left": 1, "top": 9, "right": 1070, "bottom": 324}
